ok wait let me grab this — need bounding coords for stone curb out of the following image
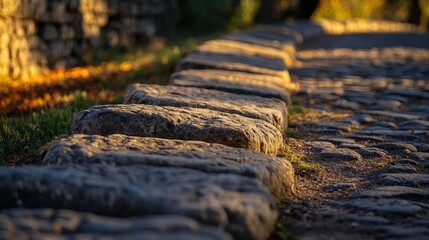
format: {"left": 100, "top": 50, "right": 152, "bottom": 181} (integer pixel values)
{"left": 3, "top": 19, "right": 421, "bottom": 240}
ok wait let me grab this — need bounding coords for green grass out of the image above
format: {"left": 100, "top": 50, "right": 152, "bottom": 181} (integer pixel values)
{"left": 282, "top": 145, "right": 323, "bottom": 177}
{"left": 0, "top": 33, "right": 214, "bottom": 166}
{"left": 273, "top": 218, "right": 296, "bottom": 240}
{"left": 0, "top": 92, "right": 117, "bottom": 165}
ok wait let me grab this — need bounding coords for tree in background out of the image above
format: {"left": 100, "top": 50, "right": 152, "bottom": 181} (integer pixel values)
{"left": 406, "top": 0, "right": 429, "bottom": 27}
{"left": 291, "top": 0, "right": 320, "bottom": 19}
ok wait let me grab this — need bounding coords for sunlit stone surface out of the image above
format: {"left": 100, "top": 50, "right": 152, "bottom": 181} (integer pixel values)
{"left": 171, "top": 69, "right": 294, "bottom": 105}
{"left": 44, "top": 134, "right": 296, "bottom": 197}
{"left": 123, "top": 84, "right": 288, "bottom": 131}
{"left": 71, "top": 104, "right": 284, "bottom": 155}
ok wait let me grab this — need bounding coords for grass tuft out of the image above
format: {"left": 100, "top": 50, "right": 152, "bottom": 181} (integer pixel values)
{"left": 282, "top": 145, "right": 323, "bottom": 177}
{"left": 272, "top": 218, "right": 296, "bottom": 240}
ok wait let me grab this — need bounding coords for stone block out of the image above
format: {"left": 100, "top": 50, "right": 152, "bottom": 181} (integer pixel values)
{"left": 71, "top": 104, "right": 284, "bottom": 155}
{"left": 0, "top": 164, "right": 277, "bottom": 240}
{"left": 171, "top": 69, "right": 293, "bottom": 105}
{"left": 44, "top": 134, "right": 296, "bottom": 197}
{"left": 123, "top": 84, "right": 288, "bottom": 131}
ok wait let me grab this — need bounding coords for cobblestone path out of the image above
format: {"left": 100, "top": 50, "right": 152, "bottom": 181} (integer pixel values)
{"left": 1, "top": 20, "right": 428, "bottom": 240}
{"left": 278, "top": 32, "right": 429, "bottom": 239}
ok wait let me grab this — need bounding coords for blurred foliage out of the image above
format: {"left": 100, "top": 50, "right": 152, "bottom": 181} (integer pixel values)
{"left": 313, "top": 0, "right": 429, "bottom": 28}
{"left": 180, "top": 0, "right": 261, "bottom": 32}
{"left": 313, "top": 0, "right": 388, "bottom": 20}
{"left": 180, "top": 0, "right": 429, "bottom": 32}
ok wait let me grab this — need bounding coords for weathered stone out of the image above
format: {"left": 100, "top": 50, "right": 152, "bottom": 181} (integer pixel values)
{"left": 349, "top": 134, "right": 385, "bottom": 142}
{"left": 410, "top": 152, "right": 429, "bottom": 161}
{"left": 71, "top": 105, "right": 284, "bottom": 155}
{"left": 346, "top": 199, "right": 428, "bottom": 215}
{"left": 171, "top": 70, "right": 293, "bottom": 105}
{"left": 305, "top": 141, "right": 336, "bottom": 153}
{"left": 367, "top": 225, "right": 429, "bottom": 238}
{"left": 332, "top": 99, "right": 361, "bottom": 110}
{"left": 356, "top": 129, "right": 426, "bottom": 142}
{"left": 0, "top": 164, "right": 277, "bottom": 240}
{"left": 312, "top": 122, "right": 353, "bottom": 133}
{"left": 196, "top": 39, "right": 294, "bottom": 65}
{"left": 43, "top": 134, "right": 296, "bottom": 197}
{"left": 176, "top": 52, "right": 290, "bottom": 80}
{"left": 123, "top": 84, "right": 288, "bottom": 131}
{"left": 362, "top": 110, "right": 422, "bottom": 121}
{"left": 387, "top": 165, "right": 418, "bottom": 173}
{"left": 378, "top": 173, "right": 429, "bottom": 187}
{"left": 409, "top": 142, "right": 429, "bottom": 152}
{"left": 318, "top": 148, "right": 363, "bottom": 161}
{"left": 0, "top": 209, "right": 232, "bottom": 240}
{"left": 372, "top": 142, "right": 418, "bottom": 154}
{"left": 317, "top": 137, "right": 355, "bottom": 145}
{"left": 339, "top": 214, "right": 389, "bottom": 224}
{"left": 357, "top": 186, "right": 429, "bottom": 200}
{"left": 369, "top": 121, "right": 398, "bottom": 129}
{"left": 396, "top": 159, "right": 419, "bottom": 166}
{"left": 221, "top": 31, "right": 296, "bottom": 53}
{"left": 355, "top": 147, "right": 388, "bottom": 158}
{"left": 368, "top": 99, "right": 402, "bottom": 110}
{"left": 338, "top": 143, "right": 366, "bottom": 150}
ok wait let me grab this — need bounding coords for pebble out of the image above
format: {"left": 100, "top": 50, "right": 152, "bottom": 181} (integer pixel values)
{"left": 317, "top": 137, "right": 356, "bottom": 144}
{"left": 338, "top": 143, "right": 366, "bottom": 150}
{"left": 396, "top": 159, "right": 419, "bottom": 166}
{"left": 319, "top": 148, "right": 363, "bottom": 161}
{"left": 355, "top": 147, "right": 388, "bottom": 158}
{"left": 372, "top": 142, "right": 417, "bottom": 154}
{"left": 398, "top": 120, "right": 429, "bottom": 130}
{"left": 387, "top": 165, "right": 418, "bottom": 173}
{"left": 345, "top": 199, "right": 427, "bottom": 215}
{"left": 339, "top": 214, "right": 389, "bottom": 224}
{"left": 357, "top": 186, "right": 429, "bottom": 200}
{"left": 378, "top": 173, "right": 429, "bottom": 187}
{"left": 410, "top": 152, "right": 429, "bottom": 161}
{"left": 347, "top": 114, "right": 375, "bottom": 123}
{"left": 305, "top": 141, "right": 336, "bottom": 153}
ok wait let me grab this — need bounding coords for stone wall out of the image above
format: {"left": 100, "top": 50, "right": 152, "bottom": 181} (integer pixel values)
{"left": 0, "top": 0, "right": 179, "bottom": 79}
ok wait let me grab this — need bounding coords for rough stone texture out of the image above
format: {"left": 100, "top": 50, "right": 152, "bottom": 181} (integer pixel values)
{"left": 71, "top": 104, "right": 284, "bottom": 155}
{"left": 305, "top": 141, "right": 336, "bottom": 152}
{"left": 372, "top": 142, "right": 418, "bottom": 154}
{"left": 176, "top": 51, "right": 290, "bottom": 80}
{"left": 345, "top": 199, "right": 429, "bottom": 215}
{"left": 221, "top": 29, "right": 298, "bottom": 54}
{"left": 362, "top": 110, "right": 422, "bottom": 121}
{"left": 387, "top": 165, "right": 418, "bottom": 173}
{"left": 318, "top": 148, "right": 363, "bottom": 161}
{"left": 123, "top": 84, "right": 288, "bottom": 131}
{"left": 0, "top": 209, "right": 232, "bottom": 240}
{"left": 0, "top": 164, "right": 277, "bottom": 240}
{"left": 43, "top": 134, "right": 296, "bottom": 197}
{"left": 196, "top": 39, "right": 294, "bottom": 66}
{"left": 378, "top": 173, "right": 429, "bottom": 187}
{"left": 171, "top": 70, "right": 293, "bottom": 105}
{"left": 357, "top": 186, "right": 429, "bottom": 200}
